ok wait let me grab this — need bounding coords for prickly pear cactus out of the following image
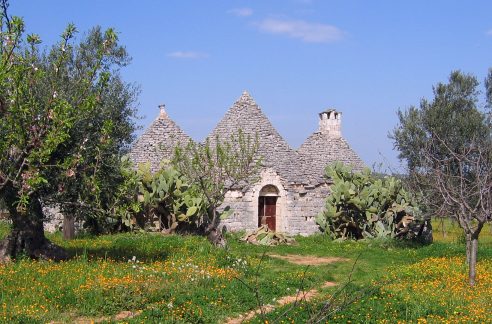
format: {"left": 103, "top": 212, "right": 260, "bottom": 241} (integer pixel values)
{"left": 136, "top": 163, "right": 205, "bottom": 233}
{"left": 316, "top": 162, "right": 428, "bottom": 241}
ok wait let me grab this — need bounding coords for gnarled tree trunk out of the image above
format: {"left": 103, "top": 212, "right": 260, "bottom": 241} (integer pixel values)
{"left": 0, "top": 190, "right": 68, "bottom": 262}
{"left": 205, "top": 206, "right": 226, "bottom": 247}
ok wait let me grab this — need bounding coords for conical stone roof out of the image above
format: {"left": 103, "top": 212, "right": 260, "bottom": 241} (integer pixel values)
{"left": 298, "top": 132, "right": 366, "bottom": 185}
{"left": 129, "top": 107, "right": 191, "bottom": 172}
{"left": 207, "top": 91, "right": 305, "bottom": 184}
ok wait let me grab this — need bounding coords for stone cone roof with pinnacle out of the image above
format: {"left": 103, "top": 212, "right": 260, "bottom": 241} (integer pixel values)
{"left": 207, "top": 91, "right": 305, "bottom": 184}
{"left": 298, "top": 132, "right": 366, "bottom": 185}
{"left": 129, "top": 108, "right": 191, "bottom": 172}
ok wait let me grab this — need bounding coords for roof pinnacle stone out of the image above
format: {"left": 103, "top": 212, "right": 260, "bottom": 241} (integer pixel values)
{"left": 158, "top": 104, "right": 168, "bottom": 119}
{"left": 238, "top": 90, "right": 256, "bottom": 106}
{"left": 131, "top": 104, "right": 190, "bottom": 172}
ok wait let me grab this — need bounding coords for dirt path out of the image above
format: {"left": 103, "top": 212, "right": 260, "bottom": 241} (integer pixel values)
{"left": 225, "top": 281, "right": 337, "bottom": 324}
{"left": 268, "top": 254, "right": 348, "bottom": 266}
{"left": 54, "top": 255, "right": 345, "bottom": 324}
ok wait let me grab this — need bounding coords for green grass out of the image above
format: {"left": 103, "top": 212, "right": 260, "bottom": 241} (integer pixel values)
{"left": 432, "top": 217, "right": 492, "bottom": 244}
{"left": 0, "top": 221, "right": 9, "bottom": 240}
{"left": 0, "top": 220, "right": 491, "bottom": 323}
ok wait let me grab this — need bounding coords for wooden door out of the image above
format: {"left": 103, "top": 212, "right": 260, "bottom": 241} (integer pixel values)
{"left": 258, "top": 196, "right": 277, "bottom": 231}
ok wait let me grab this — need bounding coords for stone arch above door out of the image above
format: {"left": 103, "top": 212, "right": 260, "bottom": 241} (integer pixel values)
{"left": 249, "top": 168, "right": 289, "bottom": 232}
{"left": 259, "top": 184, "right": 279, "bottom": 197}
{"left": 258, "top": 185, "right": 279, "bottom": 231}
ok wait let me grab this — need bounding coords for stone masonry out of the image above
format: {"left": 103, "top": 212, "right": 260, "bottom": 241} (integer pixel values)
{"left": 130, "top": 91, "right": 366, "bottom": 235}
{"left": 130, "top": 105, "right": 191, "bottom": 173}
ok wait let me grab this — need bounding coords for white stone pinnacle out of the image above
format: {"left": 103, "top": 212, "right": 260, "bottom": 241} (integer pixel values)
{"left": 238, "top": 90, "right": 255, "bottom": 106}
{"left": 158, "top": 104, "right": 168, "bottom": 119}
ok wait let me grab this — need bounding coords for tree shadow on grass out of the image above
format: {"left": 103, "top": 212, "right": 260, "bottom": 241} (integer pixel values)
{"left": 64, "top": 245, "right": 171, "bottom": 262}
{"left": 50, "top": 231, "right": 212, "bottom": 263}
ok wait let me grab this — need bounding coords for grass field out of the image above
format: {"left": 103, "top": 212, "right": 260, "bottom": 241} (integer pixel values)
{"left": 0, "top": 219, "right": 491, "bottom": 323}
{"left": 432, "top": 217, "right": 492, "bottom": 244}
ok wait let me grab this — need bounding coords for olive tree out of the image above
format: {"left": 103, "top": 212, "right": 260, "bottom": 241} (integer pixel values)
{"left": 391, "top": 70, "right": 492, "bottom": 285}
{"left": 0, "top": 1, "right": 137, "bottom": 261}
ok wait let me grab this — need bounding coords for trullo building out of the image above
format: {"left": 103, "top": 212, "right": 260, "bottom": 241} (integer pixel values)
{"left": 130, "top": 91, "right": 365, "bottom": 235}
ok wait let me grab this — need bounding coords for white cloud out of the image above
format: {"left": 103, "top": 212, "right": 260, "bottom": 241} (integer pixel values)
{"left": 228, "top": 7, "right": 253, "bottom": 17}
{"left": 254, "top": 18, "right": 344, "bottom": 43}
{"left": 167, "top": 51, "right": 208, "bottom": 59}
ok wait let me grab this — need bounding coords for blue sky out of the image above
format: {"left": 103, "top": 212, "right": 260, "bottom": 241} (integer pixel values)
{"left": 10, "top": 1, "right": 492, "bottom": 170}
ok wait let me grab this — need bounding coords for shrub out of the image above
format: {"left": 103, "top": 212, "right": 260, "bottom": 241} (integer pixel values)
{"left": 316, "top": 162, "right": 431, "bottom": 241}
{"left": 134, "top": 163, "right": 205, "bottom": 233}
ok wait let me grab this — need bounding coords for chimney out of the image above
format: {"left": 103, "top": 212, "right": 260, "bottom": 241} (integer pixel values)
{"left": 158, "top": 104, "right": 168, "bottom": 119}
{"left": 318, "top": 109, "right": 341, "bottom": 137}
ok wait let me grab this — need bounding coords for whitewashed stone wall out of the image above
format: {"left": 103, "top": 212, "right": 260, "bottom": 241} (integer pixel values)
{"left": 219, "top": 168, "right": 329, "bottom": 235}
{"left": 219, "top": 168, "right": 285, "bottom": 232}
{"left": 286, "top": 184, "right": 330, "bottom": 235}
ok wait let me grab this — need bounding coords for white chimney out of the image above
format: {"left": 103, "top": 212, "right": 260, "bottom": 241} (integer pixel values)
{"left": 318, "top": 109, "right": 341, "bottom": 137}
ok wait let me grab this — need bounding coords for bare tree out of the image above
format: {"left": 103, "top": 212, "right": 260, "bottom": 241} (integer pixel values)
{"left": 412, "top": 135, "right": 491, "bottom": 286}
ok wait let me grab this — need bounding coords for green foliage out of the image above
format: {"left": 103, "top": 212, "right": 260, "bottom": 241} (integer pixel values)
{"left": 134, "top": 163, "right": 205, "bottom": 233}
{"left": 433, "top": 217, "right": 492, "bottom": 244}
{"left": 174, "top": 130, "right": 260, "bottom": 232}
{"left": 83, "top": 155, "right": 142, "bottom": 233}
{"left": 0, "top": 220, "right": 10, "bottom": 239}
{"left": 316, "top": 162, "right": 421, "bottom": 240}
{"left": 92, "top": 159, "right": 205, "bottom": 234}
{"left": 46, "top": 27, "right": 139, "bottom": 232}
{"left": 0, "top": 2, "right": 138, "bottom": 233}
{"left": 391, "top": 71, "right": 489, "bottom": 172}
{"left": 391, "top": 70, "right": 492, "bottom": 285}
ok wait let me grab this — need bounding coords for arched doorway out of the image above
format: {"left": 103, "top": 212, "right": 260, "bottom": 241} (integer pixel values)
{"left": 258, "top": 185, "right": 279, "bottom": 231}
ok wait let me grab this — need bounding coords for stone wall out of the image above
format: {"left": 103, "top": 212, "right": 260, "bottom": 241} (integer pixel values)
{"left": 219, "top": 168, "right": 286, "bottom": 232}
{"left": 219, "top": 168, "right": 329, "bottom": 235}
{"left": 285, "top": 184, "right": 330, "bottom": 235}
{"left": 43, "top": 205, "right": 83, "bottom": 234}
{"left": 129, "top": 112, "right": 191, "bottom": 173}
